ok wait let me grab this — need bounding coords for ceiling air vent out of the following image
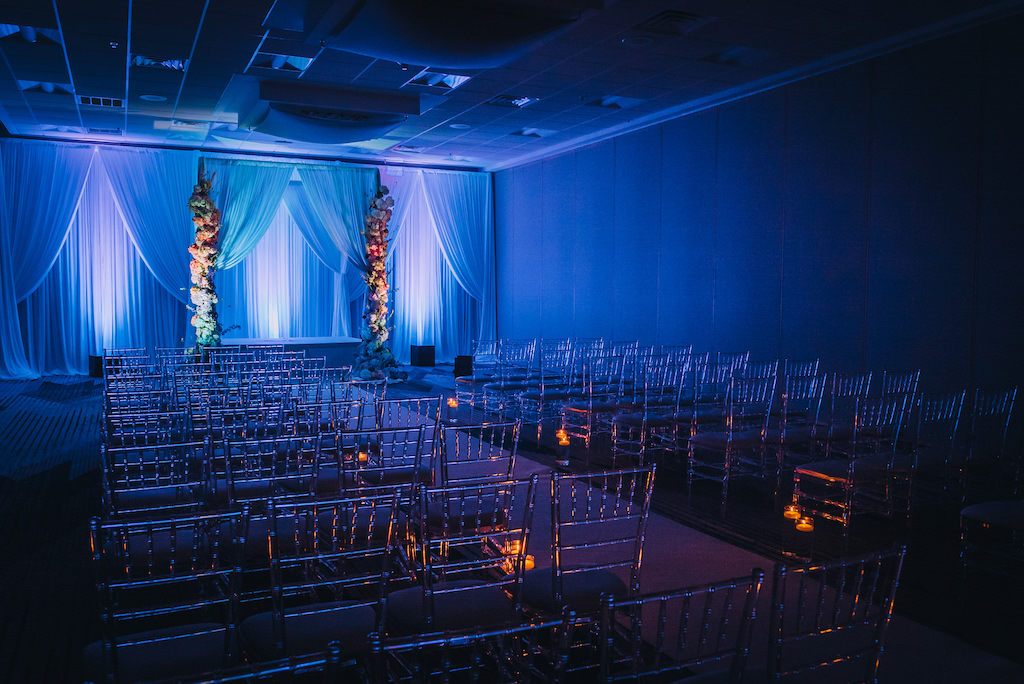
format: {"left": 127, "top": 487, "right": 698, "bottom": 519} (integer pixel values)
{"left": 634, "top": 10, "right": 714, "bottom": 36}
{"left": 88, "top": 127, "right": 122, "bottom": 136}
{"left": 487, "top": 94, "right": 538, "bottom": 108}
{"left": 251, "top": 53, "right": 313, "bottom": 73}
{"left": 405, "top": 70, "right": 471, "bottom": 93}
{"left": 511, "top": 127, "right": 557, "bottom": 138}
{"left": 131, "top": 55, "right": 188, "bottom": 71}
{"left": 391, "top": 144, "right": 423, "bottom": 153}
{"left": 80, "top": 95, "right": 123, "bottom": 108}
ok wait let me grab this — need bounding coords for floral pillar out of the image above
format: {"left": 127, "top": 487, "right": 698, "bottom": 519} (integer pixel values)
{"left": 187, "top": 165, "right": 222, "bottom": 348}
{"left": 353, "top": 185, "right": 407, "bottom": 380}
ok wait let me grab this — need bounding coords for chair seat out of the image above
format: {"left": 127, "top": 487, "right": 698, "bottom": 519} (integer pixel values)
{"left": 209, "top": 476, "right": 307, "bottom": 504}
{"left": 520, "top": 389, "right": 570, "bottom": 402}
{"left": 519, "top": 566, "right": 627, "bottom": 614}
{"left": 385, "top": 579, "right": 519, "bottom": 634}
{"left": 612, "top": 413, "right": 674, "bottom": 429}
{"left": 794, "top": 455, "right": 891, "bottom": 482}
{"left": 82, "top": 623, "right": 231, "bottom": 684}
{"left": 960, "top": 500, "right": 1024, "bottom": 528}
{"left": 240, "top": 601, "right": 377, "bottom": 659}
{"left": 562, "top": 400, "right": 619, "bottom": 414}
{"left": 689, "top": 430, "right": 764, "bottom": 451}
{"left": 112, "top": 484, "right": 201, "bottom": 515}
{"left": 358, "top": 464, "right": 433, "bottom": 487}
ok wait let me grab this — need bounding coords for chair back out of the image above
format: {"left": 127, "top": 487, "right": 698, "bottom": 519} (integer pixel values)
{"left": 783, "top": 358, "right": 821, "bottom": 378}
{"left": 368, "top": 609, "right": 576, "bottom": 684}
{"left": 338, "top": 425, "right": 430, "bottom": 494}
{"left": 967, "top": 386, "right": 1017, "bottom": 461}
{"left": 86, "top": 509, "right": 245, "bottom": 682}
{"left": 550, "top": 466, "right": 656, "bottom": 605}
{"left": 245, "top": 493, "right": 399, "bottom": 657}
{"left": 768, "top": 546, "right": 906, "bottom": 683}
{"left": 597, "top": 570, "right": 764, "bottom": 683}
{"left": 440, "top": 420, "right": 521, "bottom": 486}
{"left": 101, "top": 438, "right": 209, "bottom": 518}
{"left": 411, "top": 475, "right": 539, "bottom": 630}
{"left": 214, "top": 434, "right": 321, "bottom": 507}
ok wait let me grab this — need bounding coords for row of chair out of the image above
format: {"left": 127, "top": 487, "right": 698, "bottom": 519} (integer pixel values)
{"left": 85, "top": 484, "right": 905, "bottom": 684}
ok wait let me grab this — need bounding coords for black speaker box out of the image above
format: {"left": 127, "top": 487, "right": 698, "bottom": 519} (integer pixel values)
{"left": 454, "top": 355, "right": 473, "bottom": 377}
{"left": 410, "top": 345, "right": 435, "bottom": 367}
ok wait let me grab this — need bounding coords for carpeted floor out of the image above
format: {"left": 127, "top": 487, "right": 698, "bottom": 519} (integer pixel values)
{"left": 1, "top": 368, "right": 1022, "bottom": 682}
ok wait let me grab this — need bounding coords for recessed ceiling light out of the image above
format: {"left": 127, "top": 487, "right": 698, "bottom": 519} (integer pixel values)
{"left": 449, "top": 123, "right": 470, "bottom": 130}
{"left": 139, "top": 94, "right": 166, "bottom": 102}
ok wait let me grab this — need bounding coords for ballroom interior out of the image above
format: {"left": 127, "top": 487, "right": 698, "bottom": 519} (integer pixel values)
{"left": 1, "top": 1, "right": 1023, "bottom": 682}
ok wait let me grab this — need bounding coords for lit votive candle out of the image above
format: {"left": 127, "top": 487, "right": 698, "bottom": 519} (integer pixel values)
{"left": 357, "top": 450, "right": 368, "bottom": 463}
{"left": 524, "top": 554, "right": 535, "bottom": 571}
{"left": 783, "top": 504, "right": 801, "bottom": 520}
{"left": 795, "top": 516, "right": 814, "bottom": 533}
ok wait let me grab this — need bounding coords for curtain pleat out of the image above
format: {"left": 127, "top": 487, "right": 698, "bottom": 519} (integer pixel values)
{"left": 97, "top": 147, "right": 198, "bottom": 304}
{"left": 203, "top": 158, "right": 295, "bottom": 270}
{"left": 0, "top": 139, "right": 95, "bottom": 378}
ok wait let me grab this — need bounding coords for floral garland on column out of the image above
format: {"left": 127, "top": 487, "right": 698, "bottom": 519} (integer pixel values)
{"left": 187, "top": 166, "right": 222, "bottom": 348}
{"left": 353, "top": 185, "right": 407, "bottom": 380}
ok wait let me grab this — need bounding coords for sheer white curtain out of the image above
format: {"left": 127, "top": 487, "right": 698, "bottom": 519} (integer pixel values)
{"left": 217, "top": 203, "right": 350, "bottom": 339}
{"left": 203, "top": 158, "right": 295, "bottom": 270}
{"left": 0, "top": 139, "right": 95, "bottom": 378}
{"left": 296, "top": 164, "right": 379, "bottom": 273}
{"left": 20, "top": 158, "right": 186, "bottom": 373}
{"left": 97, "top": 146, "right": 198, "bottom": 304}
{"left": 420, "top": 169, "right": 496, "bottom": 343}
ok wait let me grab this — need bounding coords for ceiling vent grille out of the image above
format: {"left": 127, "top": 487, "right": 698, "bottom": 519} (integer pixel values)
{"left": 405, "top": 70, "right": 471, "bottom": 92}
{"left": 634, "top": 11, "right": 714, "bottom": 36}
{"left": 131, "top": 55, "right": 188, "bottom": 71}
{"left": 487, "top": 94, "right": 538, "bottom": 108}
{"left": 80, "top": 95, "right": 124, "bottom": 108}
{"left": 88, "top": 127, "right": 122, "bottom": 136}
{"left": 511, "top": 127, "right": 557, "bottom": 138}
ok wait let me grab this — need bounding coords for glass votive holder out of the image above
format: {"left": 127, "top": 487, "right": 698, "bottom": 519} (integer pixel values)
{"left": 795, "top": 516, "right": 815, "bottom": 533}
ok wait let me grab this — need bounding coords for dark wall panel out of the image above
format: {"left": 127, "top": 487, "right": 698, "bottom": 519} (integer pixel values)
{"left": 659, "top": 111, "right": 717, "bottom": 351}
{"left": 572, "top": 142, "right": 616, "bottom": 339}
{"left": 493, "top": 166, "right": 516, "bottom": 338}
{"left": 540, "top": 154, "right": 576, "bottom": 338}
{"left": 507, "top": 165, "right": 545, "bottom": 339}
{"left": 974, "top": 15, "right": 1024, "bottom": 394}
{"left": 868, "top": 35, "right": 980, "bottom": 391}
{"left": 612, "top": 128, "right": 662, "bottom": 346}
{"left": 782, "top": 64, "right": 871, "bottom": 374}
{"left": 714, "top": 89, "right": 786, "bottom": 360}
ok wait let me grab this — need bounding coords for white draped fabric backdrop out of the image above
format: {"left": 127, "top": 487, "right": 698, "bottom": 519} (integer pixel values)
{"left": 0, "top": 139, "right": 495, "bottom": 379}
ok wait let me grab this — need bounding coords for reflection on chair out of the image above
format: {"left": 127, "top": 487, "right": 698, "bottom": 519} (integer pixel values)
{"left": 368, "top": 609, "right": 576, "bottom": 683}
{"left": 386, "top": 475, "right": 539, "bottom": 634}
{"left": 687, "top": 374, "right": 777, "bottom": 507}
{"left": 962, "top": 386, "right": 1018, "bottom": 502}
{"left": 959, "top": 498, "right": 1024, "bottom": 581}
{"left": 520, "top": 466, "right": 655, "bottom": 618}
{"left": 440, "top": 419, "right": 521, "bottom": 486}
{"left": 792, "top": 393, "right": 908, "bottom": 529}
{"left": 82, "top": 509, "right": 245, "bottom": 684}
{"left": 238, "top": 493, "right": 398, "bottom": 664}
{"left": 101, "top": 439, "right": 209, "bottom": 519}
{"left": 768, "top": 546, "right": 906, "bottom": 683}
{"left": 593, "top": 569, "right": 764, "bottom": 683}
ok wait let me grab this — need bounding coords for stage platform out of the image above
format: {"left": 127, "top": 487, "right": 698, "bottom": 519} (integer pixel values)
{"left": 221, "top": 336, "right": 360, "bottom": 367}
